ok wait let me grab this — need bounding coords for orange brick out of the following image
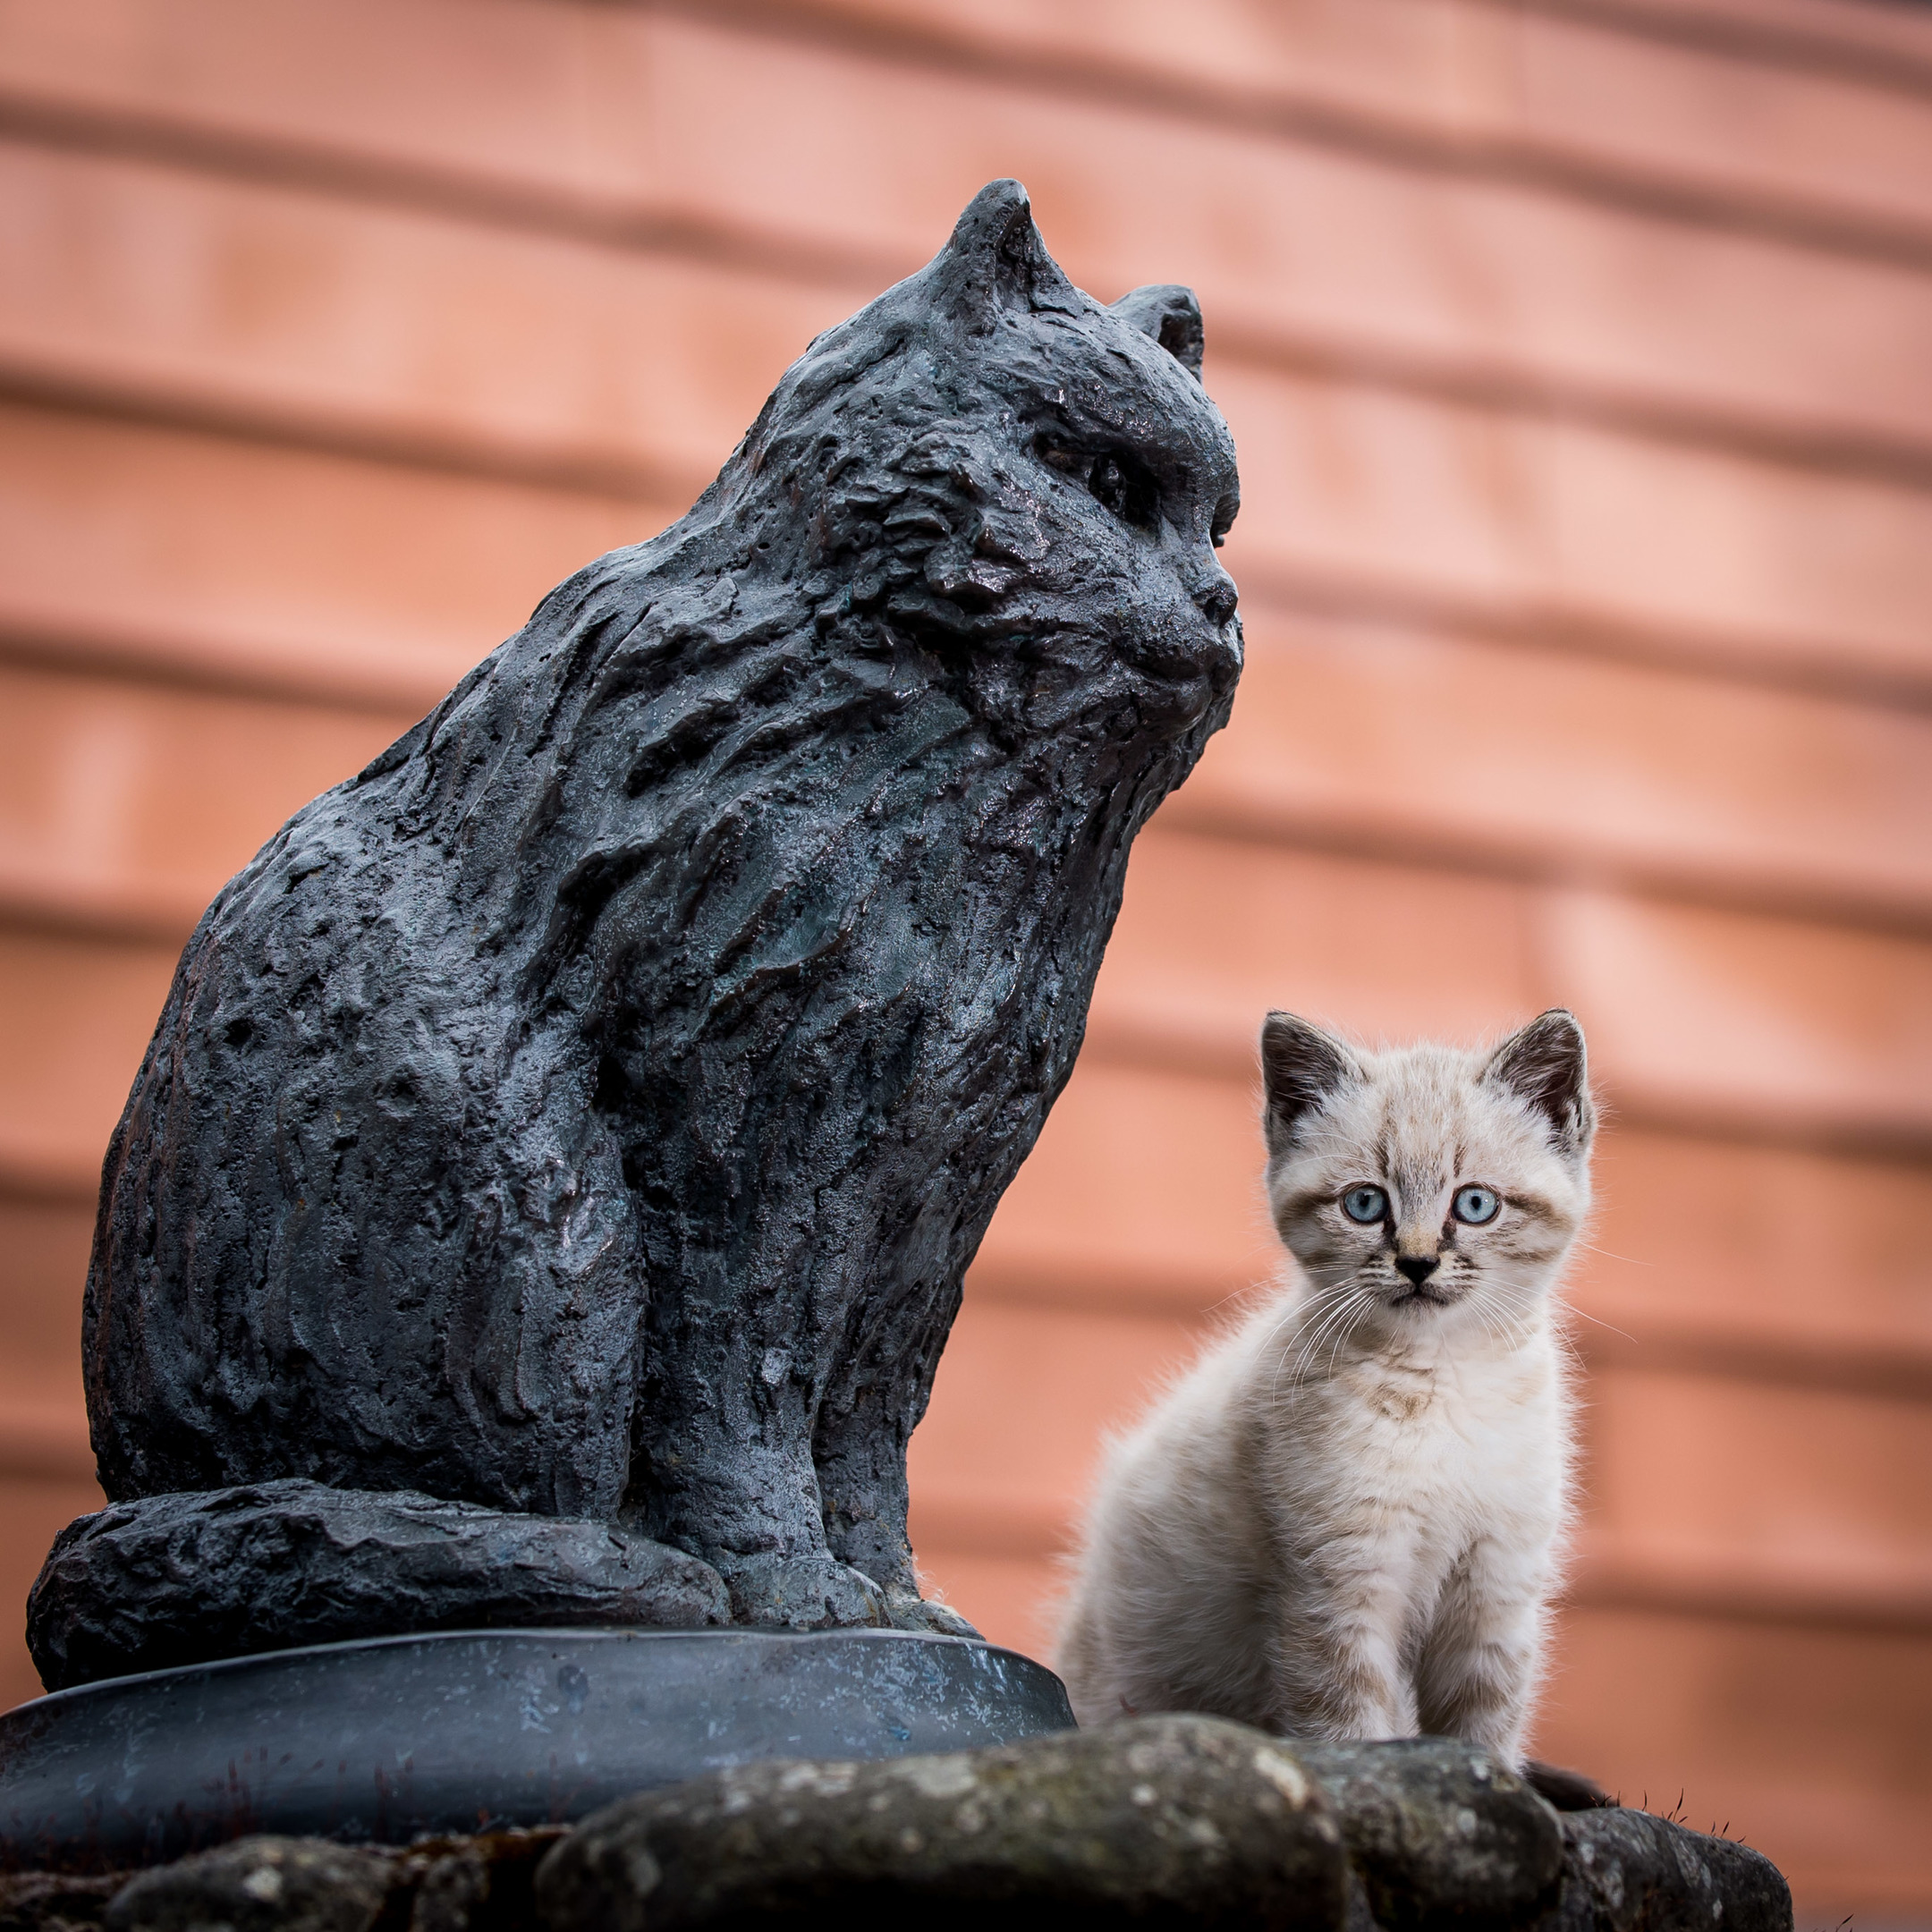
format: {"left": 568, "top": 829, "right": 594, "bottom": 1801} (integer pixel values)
{"left": 0, "top": 1195, "right": 91, "bottom": 1414}
{"left": 0, "top": 662, "right": 408, "bottom": 923}
{"left": 1093, "top": 827, "right": 1538, "bottom": 1061}
{"left": 0, "top": 401, "right": 665, "bottom": 704}
{"left": 1577, "top": 1128, "right": 1932, "bottom": 1360}
{"left": 1179, "top": 611, "right": 1932, "bottom": 919}
{"left": 1541, "top": 891, "right": 1932, "bottom": 1139}
{"left": 0, "top": 929, "right": 179, "bottom": 1182}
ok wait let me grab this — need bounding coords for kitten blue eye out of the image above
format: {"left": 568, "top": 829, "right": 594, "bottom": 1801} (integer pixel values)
{"left": 1453, "top": 1185, "right": 1501, "bottom": 1225}
{"left": 1341, "top": 1186, "right": 1387, "bottom": 1224}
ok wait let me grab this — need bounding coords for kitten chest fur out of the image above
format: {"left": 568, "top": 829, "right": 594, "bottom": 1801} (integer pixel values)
{"left": 1073, "top": 1301, "right": 1568, "bottom": 1737}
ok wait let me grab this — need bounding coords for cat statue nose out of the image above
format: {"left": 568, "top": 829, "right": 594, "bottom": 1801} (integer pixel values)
{"left": 1189, "top": 560, "right": 1239, "bottom": 625}
{"left": 1395, "top": 1254, "right": 1441, "bottom": 1285}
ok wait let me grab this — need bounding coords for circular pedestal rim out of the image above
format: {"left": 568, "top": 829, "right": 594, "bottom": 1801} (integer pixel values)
{"left": 11, "top": 1621, "right": 1017, "bottom": 1716}
{"left": 0, "top": 1625, "right": 1075, "bottom": 1870}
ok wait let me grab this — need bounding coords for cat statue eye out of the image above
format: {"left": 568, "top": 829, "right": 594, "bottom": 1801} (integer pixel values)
{"left": 1453, "top": 1185, "right": 1501, "bottom": 1224}
{"left": 1342, "top": 1186, "right": 1388, "bottom": 1224}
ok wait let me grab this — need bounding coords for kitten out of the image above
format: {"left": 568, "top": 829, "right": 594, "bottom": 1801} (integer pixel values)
{"left": 1056, "top": 1009, "right": 1595, "bottom": 1768}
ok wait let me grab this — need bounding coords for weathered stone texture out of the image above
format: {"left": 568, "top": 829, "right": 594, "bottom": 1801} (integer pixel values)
{"left": 0, "top": 1725, "right": 1793, "bottom": 1932}
{"left": 397, "top": 1833, "right": 568, "bottom": 1932}
{"left": 1546, "top": 1809, "right": 1792, "bottom": 1932}
{"left": 0, "top": 1872, "right": 123, "bottom": 1932}
{"left": 1295, "top": 1738, "right": 1565, "bottom": 1930}
{"left": 534, "top": 1715, "right": 1348, "bottom": 1930}
{"left": 103, "top": 1841, "right": 395, "bottom": 1932}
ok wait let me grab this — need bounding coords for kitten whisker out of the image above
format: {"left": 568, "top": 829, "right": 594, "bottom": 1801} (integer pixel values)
{"left": 1299, "top": 1295, "right": 1369, "bottom": 1388}
{"left": 1548, "top": 1326, "right": 1591, "bottom": 1382}
{"left": 1560, "top": 1305, "right": 1640, "bottom": 1346}
{"left": 1278, "top": 1286, "right": 1377, "bottom": 1397}
{"left": 1572, "top": 1241, "right": 1649, "bottom": 1267}
{"left": 1464, "top": 1299, "right": 1528, "bottom": 1364}
{"left": 1276, "top": 1296, "right": 1353, "bottom": 1395}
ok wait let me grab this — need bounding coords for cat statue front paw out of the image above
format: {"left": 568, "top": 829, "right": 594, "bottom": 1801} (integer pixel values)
{"left": 716, "top": 1552, "right": 893, "bottom": 1631}
{"left": 884, "top": 1589, "right": 981, "bottom": 1640}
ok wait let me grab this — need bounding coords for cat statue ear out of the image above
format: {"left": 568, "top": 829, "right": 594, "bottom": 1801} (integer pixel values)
{"left": 1260, "top": 1013, "right": 1361, "bottom": 1157}
{"left": 1108, "top": 285, "right": 1205, "bottom": 379}
{"left": 1484, "top": 1009, "right": 1596, "bottom": 1161}
{"left": 929, "top": 182, "right": 1207, "bottom": 375}
{"left": 934, "top": 178, "right": 1082, "bottom": 330}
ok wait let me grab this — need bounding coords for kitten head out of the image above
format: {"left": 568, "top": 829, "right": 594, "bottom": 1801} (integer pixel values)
{"left": 1258, "top": 1011, "right": 1595, "bottom": 1341}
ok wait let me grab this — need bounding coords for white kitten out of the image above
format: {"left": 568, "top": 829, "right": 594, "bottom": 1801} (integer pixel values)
{"left": 1056, "top": 1010, "right": 1595, "bottom": 1767}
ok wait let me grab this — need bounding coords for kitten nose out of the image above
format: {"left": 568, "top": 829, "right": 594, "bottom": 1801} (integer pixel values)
{"left": 1395, "top": 1254, "right": 1440, "bottom": 1286}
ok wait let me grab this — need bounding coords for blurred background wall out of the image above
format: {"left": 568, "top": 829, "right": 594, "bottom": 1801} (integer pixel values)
{"left": 1, "top": 0, "right": 1928, "bottom": 1912}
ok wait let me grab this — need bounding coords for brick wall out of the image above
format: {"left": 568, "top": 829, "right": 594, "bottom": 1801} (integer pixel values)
{"left": 0, "top": 0, "right": 1927, "bottom": 1911}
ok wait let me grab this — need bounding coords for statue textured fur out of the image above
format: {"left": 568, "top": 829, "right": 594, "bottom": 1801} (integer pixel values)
{"left": 31, "top": 182, "right": 1242, "bottom": 1687}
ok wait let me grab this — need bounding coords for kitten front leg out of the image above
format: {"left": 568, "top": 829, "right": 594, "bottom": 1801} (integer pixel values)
{"left": 1414, "top": 1538, "right": 1550, "bottom": 1762}
{"left": 1277, "top": 1536, "right": 1414, "bottom": 1741}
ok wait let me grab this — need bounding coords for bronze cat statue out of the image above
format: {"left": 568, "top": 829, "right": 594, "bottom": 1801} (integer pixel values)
{"left": 30, "top": 181, "right": 1242, "bottom": 1689}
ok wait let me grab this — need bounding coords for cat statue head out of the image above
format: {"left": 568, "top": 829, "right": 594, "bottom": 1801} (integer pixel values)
{"left": 692, "top": 174, "right": 1242, "bottom": 743}
{"left": 1258, "top": 1011, "right": 1596, "bottom": 1348}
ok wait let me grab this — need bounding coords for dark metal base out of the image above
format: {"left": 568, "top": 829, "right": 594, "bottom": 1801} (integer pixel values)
{"left": 0, "top": 1627, "right": 1076, "bottom": 1870}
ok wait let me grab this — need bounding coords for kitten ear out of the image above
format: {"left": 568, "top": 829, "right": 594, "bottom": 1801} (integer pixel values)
{"left": 1484, "top": 1009, "right": 1596, "bottom": 1160}
{"left": 1260, "top": 1013, "right": 1360, "bottom": 1156}
{"left": 934, "top": 179, "right": 1081, "bottom": 330}
{"left": 1108, "top": 285, "right": 1205, "bottom": 379}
